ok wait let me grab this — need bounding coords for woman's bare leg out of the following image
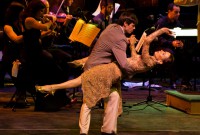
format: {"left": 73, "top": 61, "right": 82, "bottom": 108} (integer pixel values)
{"left": 36, "top": 75, "right": 82, "bottom": 93}
{"left": 68, "top": 57, "right": 88, "bottom": 68}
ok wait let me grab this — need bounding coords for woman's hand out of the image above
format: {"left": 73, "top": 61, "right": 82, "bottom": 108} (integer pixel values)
{"left": 161, "top": 27, "right": 175, "bottom": 37}
{"left": 63, "top": 15, "right": 73, "bottom": 26}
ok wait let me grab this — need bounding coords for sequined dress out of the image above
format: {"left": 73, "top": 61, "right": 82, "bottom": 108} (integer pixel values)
{"left": 81, "top": 41, "right": 157, "bottom": 114}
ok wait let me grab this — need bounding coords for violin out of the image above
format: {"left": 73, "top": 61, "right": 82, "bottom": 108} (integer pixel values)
{"left": 43, "top": 13, "right": 57, "bottom": 23}
{"left": 43, "top": 12, "right": 75, "bottom": 24}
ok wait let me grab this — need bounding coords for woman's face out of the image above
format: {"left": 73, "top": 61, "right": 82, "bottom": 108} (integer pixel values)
{"left": 35, "top": 8, "right": 45, "bottom": 20}
{"left": 155, "top": 50, "right": 171, "bottom": 63}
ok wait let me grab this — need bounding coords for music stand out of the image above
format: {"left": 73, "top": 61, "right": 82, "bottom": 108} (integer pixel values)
{"left": 123, "top": 69, "right": 167, "bottom": 111}
{"left": 4, "top": 88, "right": 35, "bottom": 112}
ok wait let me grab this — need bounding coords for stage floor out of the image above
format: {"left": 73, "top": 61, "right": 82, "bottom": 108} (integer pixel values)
{"left": 0, "top": 78, "right": 200, "bottom": 135}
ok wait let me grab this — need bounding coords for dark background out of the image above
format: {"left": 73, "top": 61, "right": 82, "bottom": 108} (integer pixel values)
{"left": 0, "top": 0, "right": 198, "bottom": 30}
{"left": 0, "top": 0, "right": 199, "bottom": 80}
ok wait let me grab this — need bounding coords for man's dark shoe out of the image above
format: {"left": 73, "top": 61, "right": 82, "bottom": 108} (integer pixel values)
{"left": 170, "top": 83, "right": 176, "bottom": 89}
{"left": 181, "top": 81, "right": 192, "bottom": 90}
{"left": 101, "top": 132, "right": 117, "bottom": 135}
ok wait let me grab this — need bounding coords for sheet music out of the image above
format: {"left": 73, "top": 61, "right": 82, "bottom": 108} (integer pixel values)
{"left": 69, "top": 19, "right": 100, "bottom": 47}
{"left": 77, "top": 24, "right": 100, "bottom": 47}
{"left": 69, "top": 19, "right": 85, "bottom": 41}
{"left": 170, "top": 27, "right": 197, "bottom": 37}
{"left": 135, "top": 32, "right": 147, "bottom": 52}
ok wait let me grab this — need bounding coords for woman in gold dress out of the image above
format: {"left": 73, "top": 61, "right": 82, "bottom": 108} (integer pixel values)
{"left": 36, "top": 27, "right": 174, "bottom": 110}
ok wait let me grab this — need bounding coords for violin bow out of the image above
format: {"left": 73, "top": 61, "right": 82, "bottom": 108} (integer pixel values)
{"left": 55, "top": 0, "right": 68, "bottom": 16}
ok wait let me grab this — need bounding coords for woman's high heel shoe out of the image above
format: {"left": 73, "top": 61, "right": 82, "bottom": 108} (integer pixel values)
{"left": 35, "top": 86, "right": 55, "bottom": 97}
{"left": 43, "top": 90, "right": 55, "bottom": 97}
{"left": 35, "top": 86, "right": 47, "bottom": 93}
{"left": 67, "top": 59, "right": 85, "bottom": 68}
{"left": 48, "top": 89, "right": 55, "bottom": 96}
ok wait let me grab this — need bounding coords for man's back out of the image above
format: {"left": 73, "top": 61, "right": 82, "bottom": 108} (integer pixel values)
{"left": 84, "top": 24, "right": 128, "bottom": 71}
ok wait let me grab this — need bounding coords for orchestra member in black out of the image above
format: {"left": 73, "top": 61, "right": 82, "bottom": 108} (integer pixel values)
{"left": 155, "top": 3, "right": 192, "bottom": 89}
{"left": 1, "top": 1, "right": 29, "bottom": 107}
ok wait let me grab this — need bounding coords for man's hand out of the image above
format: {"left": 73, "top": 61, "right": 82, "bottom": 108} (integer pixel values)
{"left": 172, "top": 40, "right": 184, "bottom": 48}
{"left": 160, "top": 28, "right": 183, "bottom": 48}
{"left": 128, "top": 35, "right": 138, "bottom": 45}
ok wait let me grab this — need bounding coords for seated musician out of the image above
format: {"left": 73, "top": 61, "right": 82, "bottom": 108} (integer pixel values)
{"left": 41, "top": 0, "right": 73, "bottom": 80}
{"left": 154, "top": 3, "right": 192, "bottom": 89}
{"left": 48, "top": 0, "right": 74, "bottom": 44}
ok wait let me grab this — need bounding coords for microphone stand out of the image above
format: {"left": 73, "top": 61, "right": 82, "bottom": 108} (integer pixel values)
{"left": 123, "top": 26, "right": 167, "bottom": 112}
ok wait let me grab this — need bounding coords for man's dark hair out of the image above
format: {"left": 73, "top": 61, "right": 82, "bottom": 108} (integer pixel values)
{"left": 116, "top": 11, "right": 138, "bottom": 26}
{"left": 168, "top": 3, "right": 180, "bottom": 11}
{"left": 100, "top": 0, "right": 113, "bottom": 7}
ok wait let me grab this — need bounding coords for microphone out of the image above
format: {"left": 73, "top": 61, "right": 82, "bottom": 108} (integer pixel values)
{"left": 145, "top": 26, "right": 156, "bottom": 35}
{"left": 158, "top": 14, "right": 163, "bottom": 18}
{"left": 157, "top": 14, "right": 163, "bottom": 20}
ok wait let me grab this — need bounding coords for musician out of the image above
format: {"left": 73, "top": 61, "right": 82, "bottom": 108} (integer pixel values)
{"left": 174, "top": 0, "right": 200, "bottom": 89}
{"left": 155, "top": 3, "right": 192, "bottom": 89}
{"left": 0, "top": 1, "right": 29, "bottom": 107}
{"left": 19, "top": 0, "right": 74, "bottom": 111}
{"left": 91, "top": 0, "right": 114, "bottom": 31}
{"left": 21, "top": 0, "right": 70, "bottom": 86}
{"left": 41, "top": 0, "right": 73, "bottom": 80}
{"left": 47, "top": 0, "right": 74, "bottom": 45}
{"left": 88, "top": 0, "right": 114, "bottom": 55}
{"left": 174, "top": 0, "right": 200, "bottom": 43}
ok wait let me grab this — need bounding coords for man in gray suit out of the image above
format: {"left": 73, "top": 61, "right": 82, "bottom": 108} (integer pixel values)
{"left": 80, "top": 11, "right": 138, "bottom": 135}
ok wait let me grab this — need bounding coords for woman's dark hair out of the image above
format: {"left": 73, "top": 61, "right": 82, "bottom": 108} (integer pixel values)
{"left": 4, "top": 2, "right": 24, "bottom": 25}
{"left": 21, "top": 0, "right": 46, "bottom": 20}
{"left": 156, "top": 47, "right": 175, "bottom": 63}
{"left": 116, "top": 11, "right": 138, "bottom": 26}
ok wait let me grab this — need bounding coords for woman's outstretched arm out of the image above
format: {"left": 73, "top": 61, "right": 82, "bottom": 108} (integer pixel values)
{"left": 146, "top": 27, "right": 173, "bottom": 43}
{"left": 128, "top": 35, "right": 138, "bottom": 57}
{"left": 142, "top": 28, "right": 173, "bottom": 67}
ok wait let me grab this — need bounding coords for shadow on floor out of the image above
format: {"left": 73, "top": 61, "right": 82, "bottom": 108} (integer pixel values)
{"left": 0, "top": 79, "right": 200, "bottom": 135}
